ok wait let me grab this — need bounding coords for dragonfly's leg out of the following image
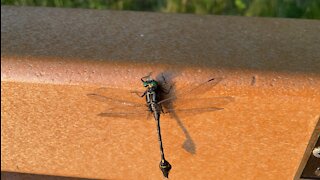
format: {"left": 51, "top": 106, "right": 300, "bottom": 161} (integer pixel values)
{"left": 130, "top": 90, "right": 146, "bottom": 97}
{"left": 132, "top": 90, "right": 147, "bottom": 97}
{"left": 140, "top": 90, "right": 147, "bottom": 97}
{"left": 141, "top": 72, "right": 153, "bottom": 82}
{"left": 131, "top": 91, "right": 140, "bottom": 97}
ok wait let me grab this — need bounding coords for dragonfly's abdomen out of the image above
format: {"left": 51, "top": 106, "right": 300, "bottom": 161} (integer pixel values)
{"left": 150, "top": 102, "right": 161, "bottom": 119}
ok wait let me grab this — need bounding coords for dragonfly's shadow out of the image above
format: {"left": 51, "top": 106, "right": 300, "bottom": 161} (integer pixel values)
{"left": 156, "top": 71, "right": 197, "bottom": 154}
{"left": 169, "top": 112, "right": 197, "bottom": 154}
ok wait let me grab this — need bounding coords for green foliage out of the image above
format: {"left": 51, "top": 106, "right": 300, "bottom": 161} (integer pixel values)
{"left": 1, "top": 0, "right": 319, "bottom": 19}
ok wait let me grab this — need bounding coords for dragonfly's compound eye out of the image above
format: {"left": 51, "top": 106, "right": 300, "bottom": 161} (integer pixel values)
{"left": 143, "top": 82, "right": 148, "bottom": 87}
{"left": 151, "top": 81, "right": 158, "bottom": 87}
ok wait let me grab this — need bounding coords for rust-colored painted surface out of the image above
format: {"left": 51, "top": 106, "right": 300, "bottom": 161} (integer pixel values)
{"left": 1, "top": 6, "right": 320, "bottom": 180}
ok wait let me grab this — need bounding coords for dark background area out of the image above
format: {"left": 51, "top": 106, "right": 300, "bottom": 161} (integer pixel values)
{"left": 2, "top": 0, "right": 320, "bottom": 19}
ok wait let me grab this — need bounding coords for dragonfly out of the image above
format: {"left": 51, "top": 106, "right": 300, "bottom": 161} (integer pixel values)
{"left": 87, "top": 74, "right": 234, "bottom": 178}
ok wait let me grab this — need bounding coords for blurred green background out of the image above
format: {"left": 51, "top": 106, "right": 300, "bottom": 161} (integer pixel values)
{"left": 1, "top": 0, "right": 319, "bottom": 19}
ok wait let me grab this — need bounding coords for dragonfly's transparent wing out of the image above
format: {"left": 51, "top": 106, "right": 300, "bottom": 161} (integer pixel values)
{"left": 164, "top": 107, "right": 223, "bottom": 113}
{"left": 98, "top": 109, "right": 150, "bottom": 119}
{"left": 88, "top": 87, "right": 149, "bottom": 119}
{"left": 158, "top": 77, "right": 234, "bottom": 117}
{"left": 161, "top": 97, "right": 233, "bottom": 118}
{"left": 87, "top": 93, "right": 145, "bottom": 108}
{"left": 164, "top": 107, "right": 223, "bottom": 118}
{"left": 158, "top": 77, "right": 223, "bottom": 105}
{"left": 87, "top": 87, "right": 145, "bottom": 108}
{"left": 169, "top": 97, "right": 234, "bottom": 109}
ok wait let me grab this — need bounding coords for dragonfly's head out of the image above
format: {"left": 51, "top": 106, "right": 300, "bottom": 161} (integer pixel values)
{"left": 143, "top": 80, "right": 158, "bottom": 89}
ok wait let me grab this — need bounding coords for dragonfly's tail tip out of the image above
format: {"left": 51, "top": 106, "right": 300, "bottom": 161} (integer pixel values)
{"left": 159, "top": 159, "right": 172, "bottom": 179}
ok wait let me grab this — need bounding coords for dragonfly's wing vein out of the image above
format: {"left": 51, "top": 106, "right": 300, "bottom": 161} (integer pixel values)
{"left": 170, "top": 97, "right": 234, "bottom": 109}
{"left": 158, "top": 77, "right": 223, "bottom": 105}
{"left": 164, "top": 107, "right": 223, "bottom": 113}
{"left": 99, "top": 110, "right": 149, "bottom": 119}
{"left": 88, "top": 93, "right": 145, "bottom": 107}
{"left": 162, "top": 107, "right": 223, "bottom": 119}
{"left": 88, "top": 87, "right": 149, "bottom": 119}
{"left": 87, "top": 87, "right": 145, "bottom": 109}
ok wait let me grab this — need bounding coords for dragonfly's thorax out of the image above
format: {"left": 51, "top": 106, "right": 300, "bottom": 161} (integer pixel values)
{"left": 146, "top": 90, "right": 161, "bottom": 115}
{"left": 146, "top": 90, "right": 158, "bottom": 104}
{"left": 142, "top": 79, "right": 161, "bottom": 118}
